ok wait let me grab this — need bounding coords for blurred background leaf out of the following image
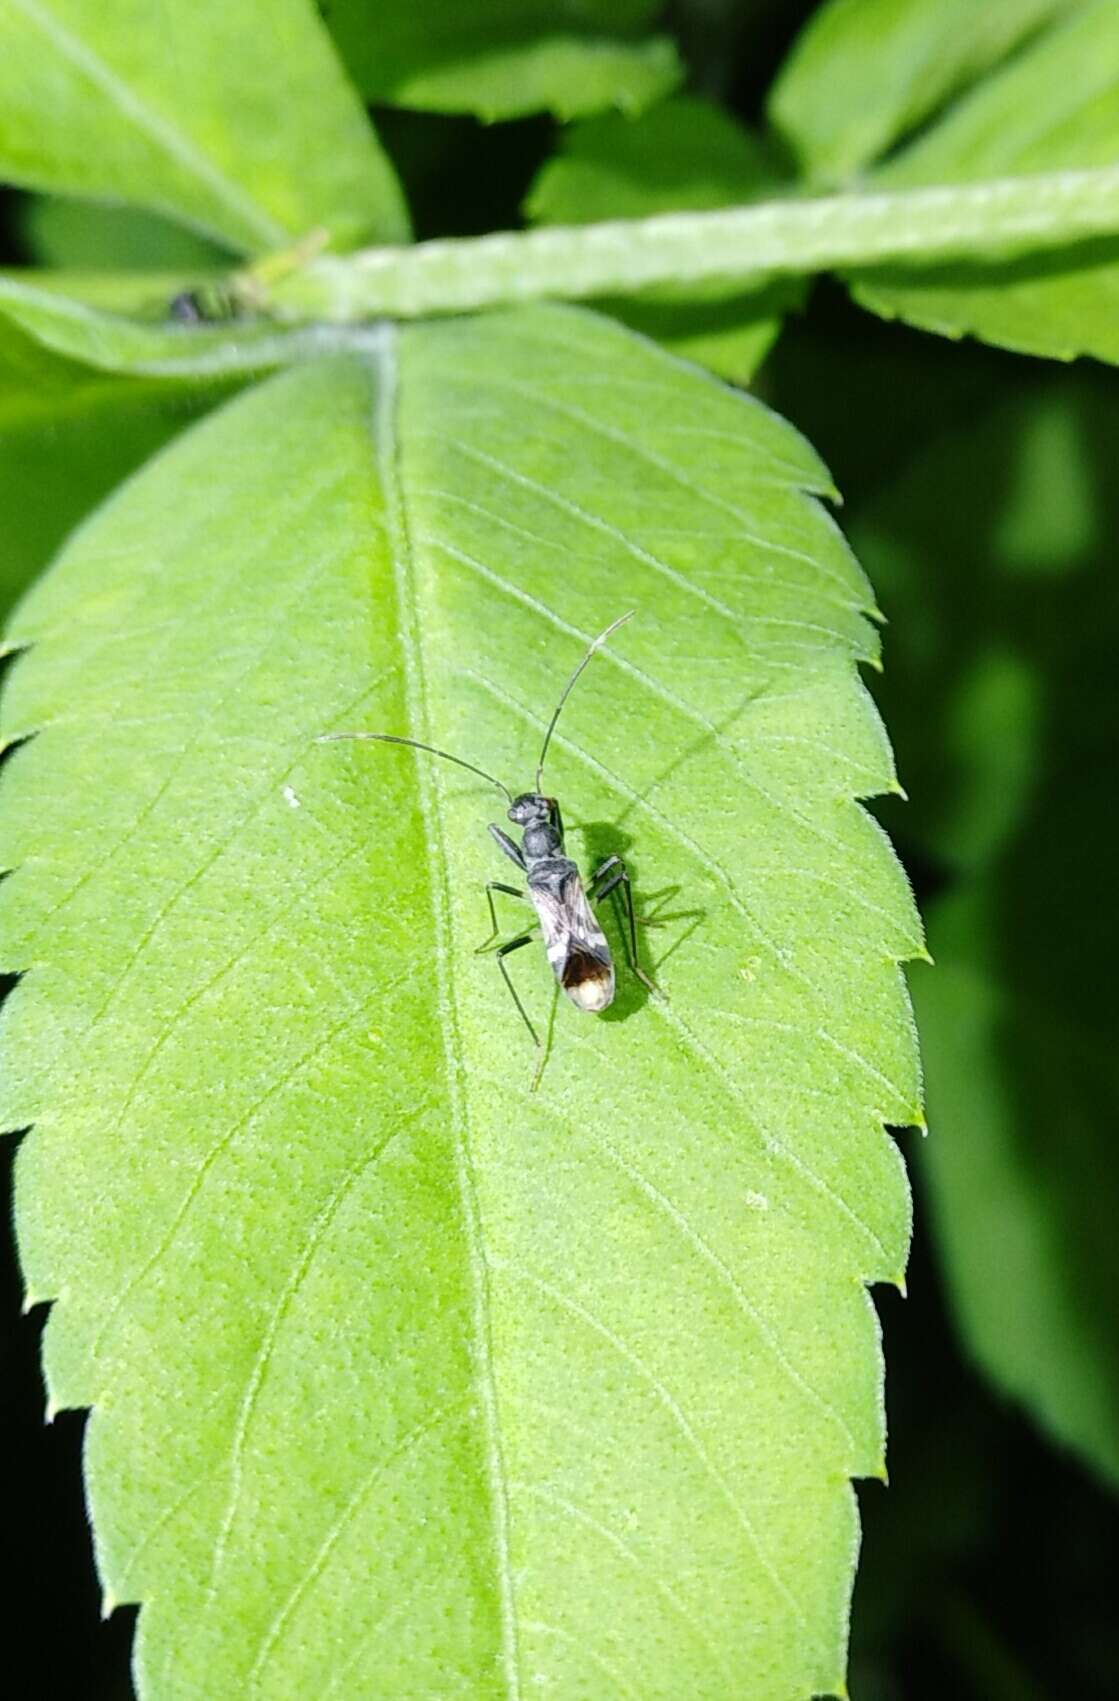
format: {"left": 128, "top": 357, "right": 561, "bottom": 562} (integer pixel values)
{"left": 525, "top": 94, "right": 803, "bottom": 381}
{"left": 849, "top": 1, "right": 1119, "bottom": 363}
{"left": 0, "top": 318, "right": 229, "bottom": 621}
{"left": 848, "top": 366, "right": 1119, "bottom": 1488}
{"left": 0, "top": 0, "right": 408, "bottom": 251}
{"left": 17, "top": 197, "right": 229, "bottom": 274}
{"left": 770, "top": 293, "right": 1119, "bottom": 1697}
{"left": 325, "top": 0, "right": 681, "bottom": 120}
{"left": 769, "top": 0, "right": 1081, "bottom": 185}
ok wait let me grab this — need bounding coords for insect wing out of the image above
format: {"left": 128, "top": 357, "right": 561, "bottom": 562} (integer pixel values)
{"left": 529, "top": 870, "right": 614, "bottom": 1013}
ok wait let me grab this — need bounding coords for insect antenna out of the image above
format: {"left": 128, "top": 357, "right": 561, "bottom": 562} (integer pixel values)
{"left": 316, "top": 731, "right": 513, "bottom": 802}
{"left": 535, "top": 610, "right": 635, "bottom": 792}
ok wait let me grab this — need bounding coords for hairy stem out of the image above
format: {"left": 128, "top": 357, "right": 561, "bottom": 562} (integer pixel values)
{"left": 263, "top": 166, "right": 1119, "bottom": 322}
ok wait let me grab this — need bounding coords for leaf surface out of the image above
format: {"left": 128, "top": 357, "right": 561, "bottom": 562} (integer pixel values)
{"left": 0, "top": 0, "right": 408, "bottom": 253}
{"left": 769, "top": 0, "right": 1081, "bottom": 184}
{"left": 327, "top": 0, "right": 680, "bottom": 121}
{"left": 0, "top": 305, "right": 921, "bottom": 1698}
{"left": 0, "top": 272, "right": 345, "bottom": 381}
{"left": 849, "top": 1, "right": 1119, "bottom": 363}
{"left": 525, "top": 98, "right": 802, "bottom": 382}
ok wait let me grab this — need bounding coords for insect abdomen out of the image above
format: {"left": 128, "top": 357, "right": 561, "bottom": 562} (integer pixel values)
{"left": 528, "top": 863, "right": 615, "bottom": 1013}
{"left": 561, "top": 948, "right": 614, "bottom": 1011}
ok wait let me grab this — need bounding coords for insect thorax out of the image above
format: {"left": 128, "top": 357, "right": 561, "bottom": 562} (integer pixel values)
{"left": 526, "top": 856, "right": 577, "bottom": 894}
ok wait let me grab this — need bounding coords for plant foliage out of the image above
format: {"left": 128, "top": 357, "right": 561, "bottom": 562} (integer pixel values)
{"left": 849, "top": 0, "right": 1119, "bottom": 362}
{"left": 325, "top": 0, "right": 682, "bottom": 121}
{"left": 2, "top": 0, "right": 1118, "bottom": 1696}
{"left": 850, "top": 372, "right": 1119, "bottom": 1489}
{"left": 1, "top": 304, "right": 923, "bottom": 1698}
{"left": 525, "top": 95, "right": 802, "bottom": 381}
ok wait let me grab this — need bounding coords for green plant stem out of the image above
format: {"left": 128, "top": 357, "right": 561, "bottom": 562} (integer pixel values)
{"left": 264, "top": 166, "right": 1119, "bottom": 322}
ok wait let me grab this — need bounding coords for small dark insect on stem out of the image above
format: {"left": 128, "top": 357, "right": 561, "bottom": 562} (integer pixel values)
{"left": 166, "top": 226, "right": 330, "bottom": 325}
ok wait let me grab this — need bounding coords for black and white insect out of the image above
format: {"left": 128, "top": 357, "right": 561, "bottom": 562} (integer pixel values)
{"left": 320, "top": 612, "right": 656, "bottom": 1062}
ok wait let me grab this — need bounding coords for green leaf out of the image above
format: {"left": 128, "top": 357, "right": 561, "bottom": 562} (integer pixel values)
{"left": 769, "top": 0, "right": 1080, "bottom": 185}
{"left": 0, "top": 305, "right": 922, "bottom": 1698}
{"left": 0, "top": 0, "right": 409, "bottom": 253}
{"left": 19, "top": 195, "right": 231, "bottom": 273}
{"left": 0, "top": 272, "right": 344, "bottom": 381}
{"left": 0, "top": 318, "right": 223, "bottom": 618}
{"left": 849, "top": 367, "right": 1119, "bottom": 1486}
{"left": 526, "top": 96, "right": 783, "bottom": 223}
{"left": 568, "top": 281, "right": 802, "bottom": 388}
{"left": 849, "top": 2, "right": 1119, "bottom": 363}
{"left": 525, "top": 97, "right": 803, "bottom": 382}
{"left": 852, "top": 369, "right": 1105, "bottom": 874}
{"left": 917, "top": 883, "right": 1119, "bottom": 1490}
{"left": 327, "top": 0, "right": 681, "bottom": 121}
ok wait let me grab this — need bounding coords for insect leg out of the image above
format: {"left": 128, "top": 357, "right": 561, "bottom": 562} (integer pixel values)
{"left": 589, "top": 853, "right": 622, "bottom": 895}
{"left": 494, "top": 932, "right": 542, "bottom": 1047}
{"left": 590, "top": 856, "right": 659, "bottom": 995}
{"left": 548, "top": 797, "right": 565, "bottom": 849}
{"left": 489, "top": 823, "right": 526, "bottom": 871}
{"left": 475, "top": 881, "right": 528, "bottom": 955}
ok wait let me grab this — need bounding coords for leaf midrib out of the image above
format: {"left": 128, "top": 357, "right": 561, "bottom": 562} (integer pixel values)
{"left": 371, "top": 328, "right": 522, "bottom": 1697}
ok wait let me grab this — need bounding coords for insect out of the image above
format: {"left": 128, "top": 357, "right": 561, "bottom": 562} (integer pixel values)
{"left": 166, "top": 279, "right": 244, "bottom": 324}
{"left": 320, "top": 612, "right": 657, "bottom": 1068}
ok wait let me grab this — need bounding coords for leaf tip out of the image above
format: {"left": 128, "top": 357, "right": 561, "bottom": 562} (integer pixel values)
{"left": 101, "top": 1590, "right": 117, "bottom": 1621}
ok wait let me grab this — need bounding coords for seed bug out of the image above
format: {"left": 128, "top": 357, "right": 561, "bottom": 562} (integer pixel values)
{"left": 319, "top": 612, "right": 657, "bottom": 1071}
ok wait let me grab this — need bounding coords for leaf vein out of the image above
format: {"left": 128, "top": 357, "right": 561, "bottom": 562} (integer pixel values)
{"left": 205, "top": 1122, "right": 409, "bottom": 1594}
{"left": 592, "top": 1131, "right": 860, "bottom": 1453}
{"left": 6, "top": 0, "right": 285, "bottom": 247}
{"left": 515, "top": 1482, "right": 736, "bottom": 1686}
{"left": 418, "top": 434, "right": 821, "bottom": 664}
{"left": 377, "top": 334, "right": 523, "bottom": 1697}
{"left": 450, "top": 371, "right": 864, "bottom": 610}
{"left": 248, "top": 1399, "right": 474, "bottom": 1693}
{"left": 494, "top": 1256, "right": 819, "bottom": 1646}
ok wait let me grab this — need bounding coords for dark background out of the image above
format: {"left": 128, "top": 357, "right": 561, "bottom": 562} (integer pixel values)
{"left": 2, "top": 2, "right": 1117, "bottom": 1695}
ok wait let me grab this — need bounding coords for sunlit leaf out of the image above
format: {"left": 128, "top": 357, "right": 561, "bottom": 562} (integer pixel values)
{"left": 0, "top": 0, "right": 408, "bottom": 252}
{"left": 769, "top": 0, "right": 1080, "bottom": 184}
{"left": 850, "top": 1, "right": 1119, "bottom": 363}
{"left": 0, "top": 272, "right": 335, "bottom": 382}
{"left": 0, "top": 305, "right": 921, "bottom": 1697}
